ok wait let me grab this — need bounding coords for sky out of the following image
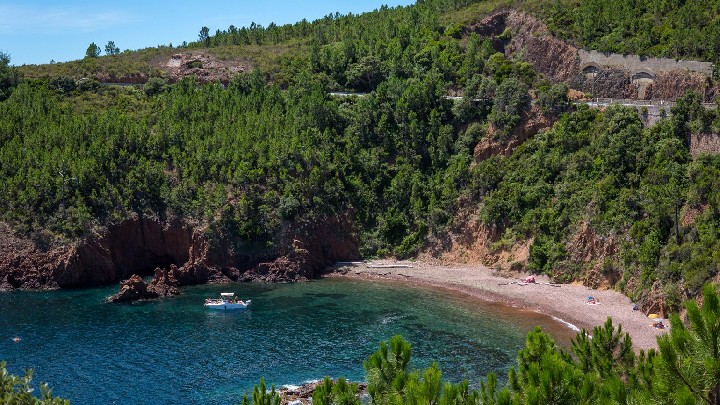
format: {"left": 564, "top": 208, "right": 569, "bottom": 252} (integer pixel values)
{"left": 0, "top": 0, "right": 416, "bottom": 66}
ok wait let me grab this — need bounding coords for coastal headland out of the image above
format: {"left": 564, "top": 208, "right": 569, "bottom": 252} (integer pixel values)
{"left": 330, "top": 260, "right": 666, "bottom": 351}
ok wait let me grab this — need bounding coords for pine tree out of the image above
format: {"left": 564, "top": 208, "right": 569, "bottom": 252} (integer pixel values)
{"left": 657, "top": 284, "right": 720, "bottom": 404}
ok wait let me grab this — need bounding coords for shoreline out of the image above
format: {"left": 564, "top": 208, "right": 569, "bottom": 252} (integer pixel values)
{"left": 328, "top": 260, "right": 666, "bottom": 351}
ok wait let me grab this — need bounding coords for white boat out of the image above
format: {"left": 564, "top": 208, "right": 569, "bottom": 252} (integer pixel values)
{"left": 204, "top": 293, "right": 251, "bottom": 310}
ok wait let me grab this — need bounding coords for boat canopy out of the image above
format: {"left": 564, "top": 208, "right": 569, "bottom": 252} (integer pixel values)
{"left": 220, "top": 293, "right": 235, "bottom": 297}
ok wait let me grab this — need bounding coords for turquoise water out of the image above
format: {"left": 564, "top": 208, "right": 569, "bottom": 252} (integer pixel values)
{"left": 0, "top": 278, "right": 574, "bottom": 404}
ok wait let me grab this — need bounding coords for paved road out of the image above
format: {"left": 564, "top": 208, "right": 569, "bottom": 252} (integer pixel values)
{"left": 329, "top": 91, "right": 717, "bottom": 110}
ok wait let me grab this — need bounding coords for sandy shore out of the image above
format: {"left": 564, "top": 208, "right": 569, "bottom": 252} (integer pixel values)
{"left": 329, "top": 260, "right": 666, "bottom": 351}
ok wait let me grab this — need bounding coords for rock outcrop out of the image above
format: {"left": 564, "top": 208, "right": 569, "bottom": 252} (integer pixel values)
{"left": 279, "top": 380, "right": 367, "bottom": 405}
{"left": 469, "top": 11, "right": 580, "bottom": 83}
{"left": 690, "top": 133, "right": 720, "bottom": 157}
{"left": 470, "top": 10, "right": 716, "bottom": 102}
{"left": 473, "top": 105, "right": 553, "bottom": 161}
{"left": 108, "top": 266, "right": 182, "bottom": 303}
{"left": 252, "top": 215, "right": 360, "bottom": 282}
{"left": 164, "top": 53, "right": 247, "bottom": 84}
{"left": 504, "top": 11, "right": 580, "bottom": 83}
{"left": 108, "top": 275, "right": 158, "bottom": 303}
{"left": 566, "top": 222, "right": 620, "bottom": 289}
{"left": 0, "top": 212, "right": 359, "bottom": 301}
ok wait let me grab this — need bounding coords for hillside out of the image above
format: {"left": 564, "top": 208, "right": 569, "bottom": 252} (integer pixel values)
{"left": 1, "top": 0, "right": 719, "bottom": 314}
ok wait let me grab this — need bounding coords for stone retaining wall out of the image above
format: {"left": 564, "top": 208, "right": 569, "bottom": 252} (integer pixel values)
{"left": 579, "top": 50, "right": 712, "bottom": 76}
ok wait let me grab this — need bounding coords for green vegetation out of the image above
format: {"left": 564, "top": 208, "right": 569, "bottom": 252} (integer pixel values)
{"left": 3, "top": 0, "right": 720, "bottom": 305}
{"left": 241, "top": 378, "right": 281, "bottom": 405}
{"left": 104, "top": 41, "right": 120, "bottom": 56}
{"left": 522, "top": 0, "right": 720, "bottom": 63}
{"left": 84, "top": 43, "right": 101, "bottom": 59}
{"left": 4, "top": 0, "right": 720, "bottom": 402}
{"left": 474, "top": 93, "right": 720, "bottom": 304}
{"left": 312, "top": 377, "right": 360, "bottom": 405}
{"left": 0, "top": 51, "right": 20, "bottom": 101}
{"left": 15, "top": 0, "right": 720, "bottom": 81}
{"left": 0, "top": 0, "right": 535, "bottom": 256}
{"left": 0, "top": 362, "right": 68, "bottom": 404}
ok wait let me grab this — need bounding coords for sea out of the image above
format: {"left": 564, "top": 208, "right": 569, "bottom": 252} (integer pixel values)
{"left": 0, "top": 278, "right": 576, "bottom": 404}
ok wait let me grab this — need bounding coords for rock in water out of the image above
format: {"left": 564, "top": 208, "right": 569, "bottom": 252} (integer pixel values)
{"left": 108, "top": 274, "right": 158, "bottom": 303}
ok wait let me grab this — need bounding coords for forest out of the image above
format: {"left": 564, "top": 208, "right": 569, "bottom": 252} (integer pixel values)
{"left": 2, "top": 0, "right": 720, "bottom": 402}
{"left": 525, "top": 0, "right": 720, "bottom": 65}
{"left": 3, "top": 0, "right": 720, "bottom": 310}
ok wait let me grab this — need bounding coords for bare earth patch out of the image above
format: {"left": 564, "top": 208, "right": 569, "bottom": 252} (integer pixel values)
{"left": 329, "top": 260, "right": 666, "bottom": 351}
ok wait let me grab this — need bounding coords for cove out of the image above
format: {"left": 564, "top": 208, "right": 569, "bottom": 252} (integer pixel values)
{"left": 0, "top": 278, "right": 575, "bottom": 404}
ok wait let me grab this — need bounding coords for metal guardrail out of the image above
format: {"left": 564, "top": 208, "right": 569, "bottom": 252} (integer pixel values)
{"left": 581, "top": 98, "right": 716, "bottom": 109}
{"left": 328, "top": 92, "right": 716, "bottom": 109}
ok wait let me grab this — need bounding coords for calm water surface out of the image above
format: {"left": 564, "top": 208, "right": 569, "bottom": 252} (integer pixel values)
{"left": 0, "top": 278, "right": 575, "bottom": 404}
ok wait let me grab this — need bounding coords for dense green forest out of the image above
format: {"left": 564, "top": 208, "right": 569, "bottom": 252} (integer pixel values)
{"left": 3, "top": 0, "right": 720, "bottom": 402}
{"left": 476, "top": 95, "right": 720, "bottom": 303}
{"left": 16, "top": 0, "right": 719, "bottom": 83}
{"left": 2, "top": 0, "right": 720, "bottom": 308}
{"left": 523, "top": 0, "right": 720, "bottom": 65}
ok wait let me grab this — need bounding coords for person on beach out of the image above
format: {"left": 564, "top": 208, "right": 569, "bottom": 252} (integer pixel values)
{"left": 524, "top": 275, "right": 536, "bottom": 283}
{"left": 653, "top": 320, "right": 667, "bottom": 329}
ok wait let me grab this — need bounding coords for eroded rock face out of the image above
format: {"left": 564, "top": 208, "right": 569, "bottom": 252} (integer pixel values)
{"left": 471, "top": 10, "right": 716, "bottom": 102}
{"left": 108, "top": 266, "right": 183, "bottom": 303}
{"left": 651, "top": 70, "right": 710, "bottom": 101}
{"left": 149, "top": 266, "right": 181, "bottom": 297}
{"left": 0, "top": 213, "right": 359, "bottom": 301}
{"left": 504, "top": 11, "right": 580, "bottom": 83}
{"left": 473, "top": 105, "right": 553, "bottom": 161}
{"left": 469, "top": 11, "right": 580, "bottom": 83}
{"left": 109, "top": 274, "right": 157, "bottom": 303}
{"left": 691, "top": 133, "right": 720, "bottom": 157}
{"left": 50, "top": 215, "right": 196, "bottom": 288}
{"left": 249, "top": 215, "right": 360, "bottom": 282}
{"left": 566, "top": 222, "right": 619, "bottom": 289}
{"left": 164, "top": 53, "right": 247, "bottom": 84}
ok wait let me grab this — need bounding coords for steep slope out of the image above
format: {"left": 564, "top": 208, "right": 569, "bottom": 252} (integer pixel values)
{"left": 1, "top": 0, "right": 719, "bottom": 312}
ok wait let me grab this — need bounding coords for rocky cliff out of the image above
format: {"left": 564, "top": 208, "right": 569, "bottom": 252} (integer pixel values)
{"left": 473, "top": 104, "right": 553, "bottom": 161}
{"left": 0, "top": 213, "right": 359, "bottom": 299}
{"left": 470, "top": 10, "right": 717, "bottom": 102}
{"left": 691, "top": 133, "right": 720, "bottom": 157}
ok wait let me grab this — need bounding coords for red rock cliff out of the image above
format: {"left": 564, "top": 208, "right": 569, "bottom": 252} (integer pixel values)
{"left": 0, "top": 212, "right": 358, "bottom": 294}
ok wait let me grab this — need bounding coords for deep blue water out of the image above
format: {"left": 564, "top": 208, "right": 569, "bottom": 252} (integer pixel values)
{"left": 0, "top": 278, "right": 574, "bottom": 404}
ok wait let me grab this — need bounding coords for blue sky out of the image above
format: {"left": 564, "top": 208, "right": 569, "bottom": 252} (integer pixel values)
{"left": 1, "top": 1, "right": 415, "bottom": 66}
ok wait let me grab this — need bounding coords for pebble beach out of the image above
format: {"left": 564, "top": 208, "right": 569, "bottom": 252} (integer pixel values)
{"left": 331, "top": 261, "right": 667, "bottom": 351}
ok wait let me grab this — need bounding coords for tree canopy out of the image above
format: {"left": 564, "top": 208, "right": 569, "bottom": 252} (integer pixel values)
{"left": 1, "top": 0, "right": 720, "bottom": 309}
{"left": 85, "top": 42, "right": 101, "bottom": 59}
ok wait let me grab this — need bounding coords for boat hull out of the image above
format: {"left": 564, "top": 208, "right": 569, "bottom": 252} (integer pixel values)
{"left": 204, "top": 300, "right": 251, "bottom": 310}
